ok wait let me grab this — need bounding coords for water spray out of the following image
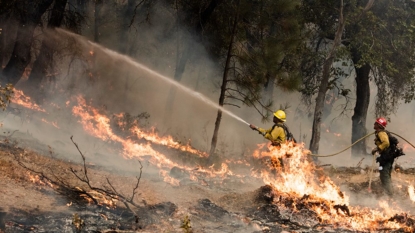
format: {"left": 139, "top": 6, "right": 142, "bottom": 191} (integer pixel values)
{"left": 57, "top": 29, "right": 251, "bottom": 126}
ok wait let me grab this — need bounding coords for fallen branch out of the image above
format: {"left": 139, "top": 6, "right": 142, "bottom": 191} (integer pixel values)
{"left": 69, "top": 136, "right": 143, "bottom": 216}
{"left": 13, "top": 136, "right": 144, "bottom": 217}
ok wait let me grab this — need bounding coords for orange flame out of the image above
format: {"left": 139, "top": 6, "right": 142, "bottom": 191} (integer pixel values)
{"left": 27, "top": 172, "right": 54, "bottom": 188}
{"left": 76, "top": 187, "right": 117, "bottom": 208}
{"left": 252, "top": 142, "right": 414, "bottom": 231}
{"left": 11, "top": 90, "right": 45, "bottom": 112}
{"left": 71, "top": 95, "right": 229, "bottom": 185}
{"left": 41, "top": 118, "right": 60, "bottom": 128}
{"left": 129, "top": 125, "right": 208, "bottom": 157}
{"left": 12, "top": 91, "right": 415, "bottom": 231}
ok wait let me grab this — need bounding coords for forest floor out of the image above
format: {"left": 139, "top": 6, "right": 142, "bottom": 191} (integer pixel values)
{"left": 1, "top": 130, "right": 415, "bottom": 233}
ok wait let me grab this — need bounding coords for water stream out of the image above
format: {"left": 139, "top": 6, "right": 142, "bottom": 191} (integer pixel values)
{"left": 58, "top": 29, "right": 250, "bottom": 126}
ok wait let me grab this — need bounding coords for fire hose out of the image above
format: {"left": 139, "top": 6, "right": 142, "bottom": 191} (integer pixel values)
{"left": 307, "top": 132, "right": 415, "bottom": 157}
{"left": 307, "top": 132, "right": 375, "bottom": 158}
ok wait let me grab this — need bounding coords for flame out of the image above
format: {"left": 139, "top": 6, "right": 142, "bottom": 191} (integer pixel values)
{"left": 27, "top": 172, "right": 54, "bottom": 188}
{"left": 41, "top": 118, "right": 60, "bottom": 128}
{"left": 408, "top": 185, "right": 415, "bottom": 203}
{"left": 129, "top": 125, "right": 208, "bottom": 157}
{"left": 11, "top": 91, "right": 415, "bottom": 231}
{"left": 252, "top": 142, "right": 415, "bottom": 231}
{"left": 11, "top": 90, "right": 45, "bottom": 112}
{"left": 76, "top": 187, "right": 117, "bottom": 208}
{"left": 252, "top": 143, "right": 347, "bottom": 204}
{"left": 71, "top": 95, "right": 228, "bottom": 185}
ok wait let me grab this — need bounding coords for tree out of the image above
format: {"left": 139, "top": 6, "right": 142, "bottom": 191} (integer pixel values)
{"left": 25, "top": 0, "right": 69, "bottom": 102}
{"left": 1, "top": 0, "right": 54, "bottom": 86}
{"left": 355, "top": 0, "right": 415, "bottom": 156}
{"left": 0, "top": 1, "right": 17, "bottom": 66}
{"left": 308, "top": 0, "right": 345, "bottom": 154}
{"left": 300, "top": 0, "right": 415, "bottom": 155}
{"left": 209, "top": 5, "right": 238, "bottom": 157}
{"left": 207, "top": 0, "right": 304, "bottom": 157}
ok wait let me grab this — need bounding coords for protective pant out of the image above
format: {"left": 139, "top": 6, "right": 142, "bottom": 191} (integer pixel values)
{"left": 379, "top": 161, "right": 393, "bottom": 196}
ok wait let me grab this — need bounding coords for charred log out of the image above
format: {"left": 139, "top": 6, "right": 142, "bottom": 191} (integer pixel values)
{"left": 334, "top": 204, "right": 351, "bottom": 216}
{"left": 255, "top": 185, "right": 276, "bottom": 204}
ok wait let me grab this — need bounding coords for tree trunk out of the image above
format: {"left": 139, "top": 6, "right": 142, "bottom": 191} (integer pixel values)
{"left": 26, "top": 0, "right": 68, "bottom": 101}
{"left": 209, "top": 11, "right": 238, "bottom": 158}
{"left": 0, "top": 14, "right": 8, "bottom": 67}
{"left": 309, "top": 0, "right": 345, "bottom": 154}
{"left": 118, "top": 0, "right": 136, "bottom": 54}
{"left": 0, "top": 15, "right": 18, "bottom": 69}
{"left": 309, "top": 60, "right": 334, "bottom": 154}
{"left": 67, "top": 0, "right": 86, "bottom": 32}
{"left": 94, "top": 0, "right": 103, "bottom": 43}
{"left": 351, "top": 55, "right": 370, "bottom": 156}
{"left": 163, "top": 43, "right": 191, "bottom": 115}
{"left": 1, "top": 0, "right": 53, "bottom": 86}
{"left": 262, "top": 72, "right": 275, "bottom": 104}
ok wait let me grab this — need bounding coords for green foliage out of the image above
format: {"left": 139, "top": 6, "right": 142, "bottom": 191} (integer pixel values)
{"left": 0, "top": 84, "right": 14, "bottom": 110}
{"left": 300, "top": 0, "right": 415, "bottom": 117}
{"left": 180, "top": 215, "right": 193, "bottom": 233}
{"left": 202, "top": 0, "right": 305, "bottom": 118}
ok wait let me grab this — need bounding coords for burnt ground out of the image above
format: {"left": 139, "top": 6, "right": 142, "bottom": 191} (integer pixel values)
{"left": 1, "top": 131, "right": 415, "bottom": 232}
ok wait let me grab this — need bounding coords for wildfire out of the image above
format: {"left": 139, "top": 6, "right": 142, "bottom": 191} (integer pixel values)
{"left": 49, "top": 97, "right": 415, "bottom": 229}
{"left": 408, "top": 185, "right": 415, "bottom": 203}
{"left": 27, "top": 172, "right": 54, "bottom": 188}
{"left": 11, "top": 89, "right": 45, "bottom": 112}
{"left": 41, "top": 118, "right": 60, "bottom": 128}
{"left": 76, "top": 187, "right": 118, "bottom": 208}
{"left": 252, "top": 143, "right": 347, "bottom": 204}
{"left": 71, "top": 95, "right": 228, "bottom": 185}
{"left": 129, "top": 125, "right": 208, "bottom": 157}
{"left": 252, "top": 142, "right": 415, "bottom": 231}
{"left": 11, "top": 91, "right": 415, "bottom": 231}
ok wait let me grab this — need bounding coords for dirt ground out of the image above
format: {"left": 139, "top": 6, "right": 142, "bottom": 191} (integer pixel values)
{"left": 1, "top": 134, "right": 415, "bottom": 232}
{"left": 0, "top": 134, "right": 263, "bottom": 232}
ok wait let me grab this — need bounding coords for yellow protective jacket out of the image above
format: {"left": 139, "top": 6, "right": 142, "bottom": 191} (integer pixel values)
{"left": 375, "top": 130, "right": 390, "bottom": 153}
{"left": 258, "top": 123, "right": 286, "bottom": 145}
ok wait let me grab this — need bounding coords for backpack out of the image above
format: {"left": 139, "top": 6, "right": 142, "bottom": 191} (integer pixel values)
{"left": 384, "top": 131, "right": 405, "bottom": 159}
{"left": 279, "top": 123, "right": 297, "bottom": 143}
{"left": 269, "top": 123, "right": 297, "bottom": 145}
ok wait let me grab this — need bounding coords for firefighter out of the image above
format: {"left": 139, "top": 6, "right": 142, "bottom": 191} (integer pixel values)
{"left": 372, "top": 117, "right": 393, "bottom": 196}
{"left": 249, "top": 110, "right": 287, "bottom": 146}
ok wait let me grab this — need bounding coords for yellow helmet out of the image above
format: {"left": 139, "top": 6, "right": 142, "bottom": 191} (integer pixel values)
{"left": 273, "top": 110, "right": 286, "bottom": 122}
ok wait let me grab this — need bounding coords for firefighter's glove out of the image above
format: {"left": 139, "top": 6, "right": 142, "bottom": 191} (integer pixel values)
{"left": 249, "top": 124, "right": 258, "bottom": 131}
{"left": 371, "top": 147, "right": 378, "bottom": 155}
